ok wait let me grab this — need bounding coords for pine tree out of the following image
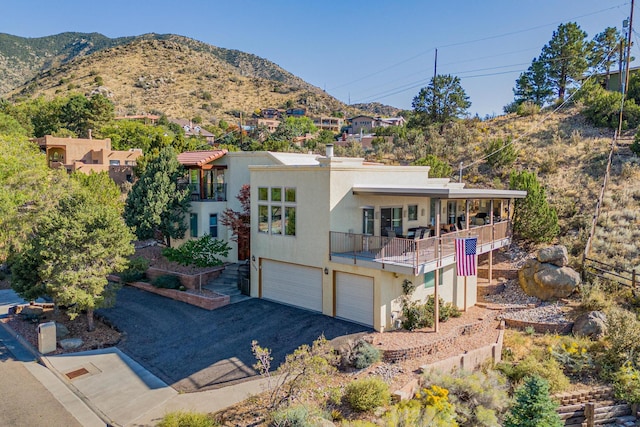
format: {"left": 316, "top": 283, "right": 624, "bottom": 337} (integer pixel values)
{"left": 412, "top": 74, "right": 471, "bottom": 126}
{"left": 124, "top": 147, "right": 190, "bottom": 246}
{"left": 514, "top": 57, "right": 554, "bottom": 107}
{"left": 509, "top": 170, "right": 559, "bottom": 243}
{"left": 589, "top": 27, "right": 623, "bottom": 91}
{"left": 540, "top": 22, "right": 589, "bottom": 100}
{"left": 504, "top": 376, "right": 562, "bottom": 427}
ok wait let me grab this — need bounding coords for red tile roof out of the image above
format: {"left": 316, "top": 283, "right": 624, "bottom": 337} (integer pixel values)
{"left": 177, "top": 150, "right": 227, "bottom": 167}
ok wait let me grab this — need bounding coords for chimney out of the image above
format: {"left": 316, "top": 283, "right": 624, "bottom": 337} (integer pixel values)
{"left": 88, "top": 129, "right": 92, "bottom": 139}
{"left": 326, "top": 143, "right": 334, "bottom": 158}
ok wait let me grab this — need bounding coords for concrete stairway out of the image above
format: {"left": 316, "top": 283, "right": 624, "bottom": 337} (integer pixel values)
{"left": 204, "top": 263, "right": 251, "bottom": 304}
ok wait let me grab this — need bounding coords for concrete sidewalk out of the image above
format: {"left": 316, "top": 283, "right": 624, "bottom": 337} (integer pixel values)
{"left": 0, "top": 289, "right": 272, "bottom": 427}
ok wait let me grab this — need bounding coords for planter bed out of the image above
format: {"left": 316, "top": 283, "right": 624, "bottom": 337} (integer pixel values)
{"left": 127, "top": 281, "right": 230, "bottom": 310}
{"left": 145, "top": 266, "right": 223, "bottom": 290}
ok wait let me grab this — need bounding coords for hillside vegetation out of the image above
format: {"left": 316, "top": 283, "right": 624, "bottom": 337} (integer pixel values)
{"left": 3, "top": 33, "right": 367, "bottom": 122}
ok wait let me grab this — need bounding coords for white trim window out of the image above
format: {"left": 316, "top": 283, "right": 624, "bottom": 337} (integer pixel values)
{"left": 258, "top": 186, "right": 296, "bottom": 236}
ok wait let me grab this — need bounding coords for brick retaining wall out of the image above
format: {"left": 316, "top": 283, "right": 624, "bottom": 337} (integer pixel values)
{"left": 383, "top": 316, "right": 495, "bottom": 363}
{"left": 127, "top": 282, "right": 229, "bottom": 310}
{"left": 554, "top": 386, "right": 614, "bottom": 406}
{"left": 145, "top": 266, "right": 223, "bottom": 290}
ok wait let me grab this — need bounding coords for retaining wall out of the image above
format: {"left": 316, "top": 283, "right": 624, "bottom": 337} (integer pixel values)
{"left": 127, "top": 282, "right": 229, "bottom": 310}
{"left": 145, "top": 266, "right": 223, "bottom": 290}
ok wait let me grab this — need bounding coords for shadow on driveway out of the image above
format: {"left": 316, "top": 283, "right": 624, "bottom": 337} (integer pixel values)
{"left": 98, "top": 286, "right": 371, "bottom": 392}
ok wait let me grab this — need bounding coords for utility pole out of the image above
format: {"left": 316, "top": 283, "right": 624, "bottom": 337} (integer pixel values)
{"left": 434, "top": 48, "right": 438, "bottom": 80}
{"left": 618, "top": 0, "right": 635, "bottom": 137}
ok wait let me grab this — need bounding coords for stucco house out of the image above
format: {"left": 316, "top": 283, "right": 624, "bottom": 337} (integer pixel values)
{"left": 34, "top": 135, "right": 142, "bottom": 185}
{"left": 248, "top": 145, "right": 526, "bottom": 332}
{"left": 175, "top": 150, "right": 319, "bottom": 262}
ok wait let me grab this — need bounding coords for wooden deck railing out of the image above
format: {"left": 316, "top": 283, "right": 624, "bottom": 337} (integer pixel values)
{"left": 330, "top": 221, "right": 511, "bottom": 272}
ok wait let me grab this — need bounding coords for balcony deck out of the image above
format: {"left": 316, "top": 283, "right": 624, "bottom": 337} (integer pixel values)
{"left": 329, "top": 221, "right": 511, "bottom": 275}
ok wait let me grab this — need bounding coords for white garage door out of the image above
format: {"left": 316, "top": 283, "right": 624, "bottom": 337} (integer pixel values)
{"left": 261, "top": 260, "right": 322, "bottom": 312}
{"left": 335, "top": 272, "right": 374, "bottom": 327}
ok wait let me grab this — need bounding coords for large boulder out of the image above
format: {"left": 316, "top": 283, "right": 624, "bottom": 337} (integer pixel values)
{"left": 573, "top": 311, "right": 607, "bottom": 339}
{"left": 537, "top": 245, "right": 569, "bottom": 267}
{"left": 55, "top": 323, "right": 70, "bottom": 339}
{"left": 519, "top": 258, "right": 580, "bottom": 300}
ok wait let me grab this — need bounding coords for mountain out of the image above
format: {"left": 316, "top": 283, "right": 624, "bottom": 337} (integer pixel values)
{"left": 0, "top": 32, "right": 387, "bottom": 122}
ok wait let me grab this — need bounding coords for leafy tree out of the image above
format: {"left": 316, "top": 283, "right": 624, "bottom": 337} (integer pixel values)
{"left": 11, "top": 173, "right": 134, "bottom": 330}
{"left": 220, "top": 185, "right": 251, "bottom": 260}
{"left": 509, "top": 170, "right": 559, "bottom": 243}
{"left": 513, "top": 57, "right": 554, "bottom": 107}
{"left": 269, "top": 116, "right": 317, "bottom": 143}
{"left": 124, "top": 147, "right": 190, "bottom": 246}
{"left": 504, "top": 376, "right": 562, "bottom": 427}
{"left": 540, "top": 22, "right": 589, "bottom": 100}
{"left": 589, "top": 27, "right": 623, "bottom": 90}
{"left": 0, "top": 135, "right": 55, "bottom": 261}
{"left": 0, "top": 112, "right": 27, "bottom": 136}
{"left": 411, "top": 74, "right": 471, "bottom": 126}
{"left": 414, "top": 155, "right": 453, "bottom": 178}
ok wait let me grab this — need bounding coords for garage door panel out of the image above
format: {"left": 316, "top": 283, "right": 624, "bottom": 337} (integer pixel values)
{"left": 336, "top": 272, "right": 373, "bottom": 327}
{"left": 262, "top": 260, "right": 322, "bottom": 312}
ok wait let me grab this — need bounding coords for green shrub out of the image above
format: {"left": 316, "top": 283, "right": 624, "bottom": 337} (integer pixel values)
{"left": 423, "top": 369, "right": 510, "bottom": 427}
{"left": 119, "top": 257, "right": 149, "bottom": 283}
{"left": 579, "top": 280, "right": 610, "bottom": 312}
{"left": 485, "top": 137, "right": 518, "bottom": 169}
{"left": 516, "top": 101, "right": 540, "bottom": 116}
{"left": 504, "top": 376, "right": 562, "bottom": 427}
{"left": 602, "top": 307, "right": 640, "bottom": 372}
{"left": 613, "top": 362, "right": 640, "bottom": 405}
{"left": 152, "top": 274, "right": 182, "bottom": 290}
{"left": 401, "top": 296, "right": 461, "bottom": 330}
{"left": 382, "top": 396, "right": 458, "bottom": 427}
{"left": 158, "top": 410, "right": 216, "bottom": 427}
{"left": 352, "top": 341, "right": 382, "bottom": 369}
{"left": 344, "top": 377, "right": 390, "bottom": 412}
{"left": 497, "top": 355, "right": 570, "bottom": 393}
{"left": 162, "top": 235, "right": 230, "bottom": 267}
{"left": 269, "top": 404, "right": 313, "bottom": 427}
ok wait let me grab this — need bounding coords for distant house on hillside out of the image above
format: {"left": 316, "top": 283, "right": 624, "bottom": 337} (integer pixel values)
{"left": 33, "top": 135, "right": 142, "bottom": 185}
{"left": 114, "top": 114, "right": 160, "bottom": 125}
{"left": 348, "top": 115, "right": 406, "bottom": 134}
{"left": 588, "top": 65, "right": 640, "bottom": 92}
{"left": 169, "top": 118, "right": 216, "bottom": 143}
{"left": 313, "top": 116, "right": 344, "bottom": 132}
{"left": 286, "top": 108, "right": 306, "bottom": 117}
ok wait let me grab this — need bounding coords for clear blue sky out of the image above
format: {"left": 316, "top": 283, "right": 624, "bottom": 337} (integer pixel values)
{"left": 0, "top": 0, "right": 633, "bottom": 117}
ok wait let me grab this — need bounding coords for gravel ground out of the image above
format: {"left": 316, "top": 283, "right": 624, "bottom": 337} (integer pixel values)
{"left": 483, "top": 279, "right": 572, "bottom": 325}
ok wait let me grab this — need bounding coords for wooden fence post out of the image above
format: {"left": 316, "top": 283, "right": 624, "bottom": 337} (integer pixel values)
{"left": 633, "top": 269, "right": 637, "bottom": 288}
{"left": 584, "top": 402, "right": 595, "bottom": 427}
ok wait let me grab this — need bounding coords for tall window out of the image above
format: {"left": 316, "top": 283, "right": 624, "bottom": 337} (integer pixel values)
{"left": 190, "top": 213, "right": 198, "bottom": 238}
{"left": 258, "top": 186, "right": 296, "bottom": 236}
{"left": 209, "top": 214, "right": 218, "bottom": 238}
{"left": 362, "top": 208, "right": 374, "bottom": 235}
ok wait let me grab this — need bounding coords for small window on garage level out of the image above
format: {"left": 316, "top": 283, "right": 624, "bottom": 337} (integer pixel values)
{"left": 209, "top": 214, "right": 218, "bottom": 238}
{"left": 190, "top": 213, "right": 198, "bottom": 238}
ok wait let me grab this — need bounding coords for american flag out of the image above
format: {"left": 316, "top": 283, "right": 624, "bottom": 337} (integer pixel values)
{"left": 455, "top": 237, "right": 477, "bottom": 276}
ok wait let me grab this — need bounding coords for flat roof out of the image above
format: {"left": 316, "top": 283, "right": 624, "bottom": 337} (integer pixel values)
{"left": 352, "top": 185, "right": 527, "bottom": 199}
{"left": 177, "top": 150, "right": 227, "bottom": 167}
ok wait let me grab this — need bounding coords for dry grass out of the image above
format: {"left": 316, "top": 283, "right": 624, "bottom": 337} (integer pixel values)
{"left": 9, "top": 38, "right": 365, "bottom": 125}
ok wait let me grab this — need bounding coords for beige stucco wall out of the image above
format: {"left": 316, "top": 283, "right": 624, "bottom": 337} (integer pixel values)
{"left": 249, "top": 157, "right": 481, "bottom": 332}
{"left": 176, "top": 152, "right": 278, "bottom": 263}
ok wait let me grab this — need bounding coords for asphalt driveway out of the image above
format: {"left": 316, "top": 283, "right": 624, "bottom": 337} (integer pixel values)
{"left": 98, "top": 286, "right": 370, "bottom": 392}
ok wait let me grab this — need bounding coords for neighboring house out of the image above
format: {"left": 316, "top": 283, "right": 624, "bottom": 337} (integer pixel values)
{"left": 169, "top": 118, "right": 216, "bottom": 143}
{"left": 286, "top": 108, "right": 306, "bottom": 117}
{"left": 246, "top": 118, "right": 281, "bottom": 133}
{"left": 313, "top": 116, "right": 345, "bottom": 132}
{"left": 348, "top": 115, "right": 406, "bottom": 134}
{"left": 175, "top": 150, "right": 311, "bottom": 262}
{"left": 114, "top": 114, "right": 160, "bottom": 125}
{"left": 34, "top": 135, "right": 142, "bottom": 185}
{"left": 584, "top": 65, "right": 640, "bottom": 93}
{"left": 249, "top": 145, "right": 526, "bottom": 332}
{"left": 260, "top": 108, "right": 282, "bottom": 119}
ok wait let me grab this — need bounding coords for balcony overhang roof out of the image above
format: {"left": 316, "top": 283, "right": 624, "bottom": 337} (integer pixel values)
{"left": 352, "top": 186, "right": 527, "bottom": 199}
{"left": 177, "top": 150, "right": 227, "bottom": 167}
